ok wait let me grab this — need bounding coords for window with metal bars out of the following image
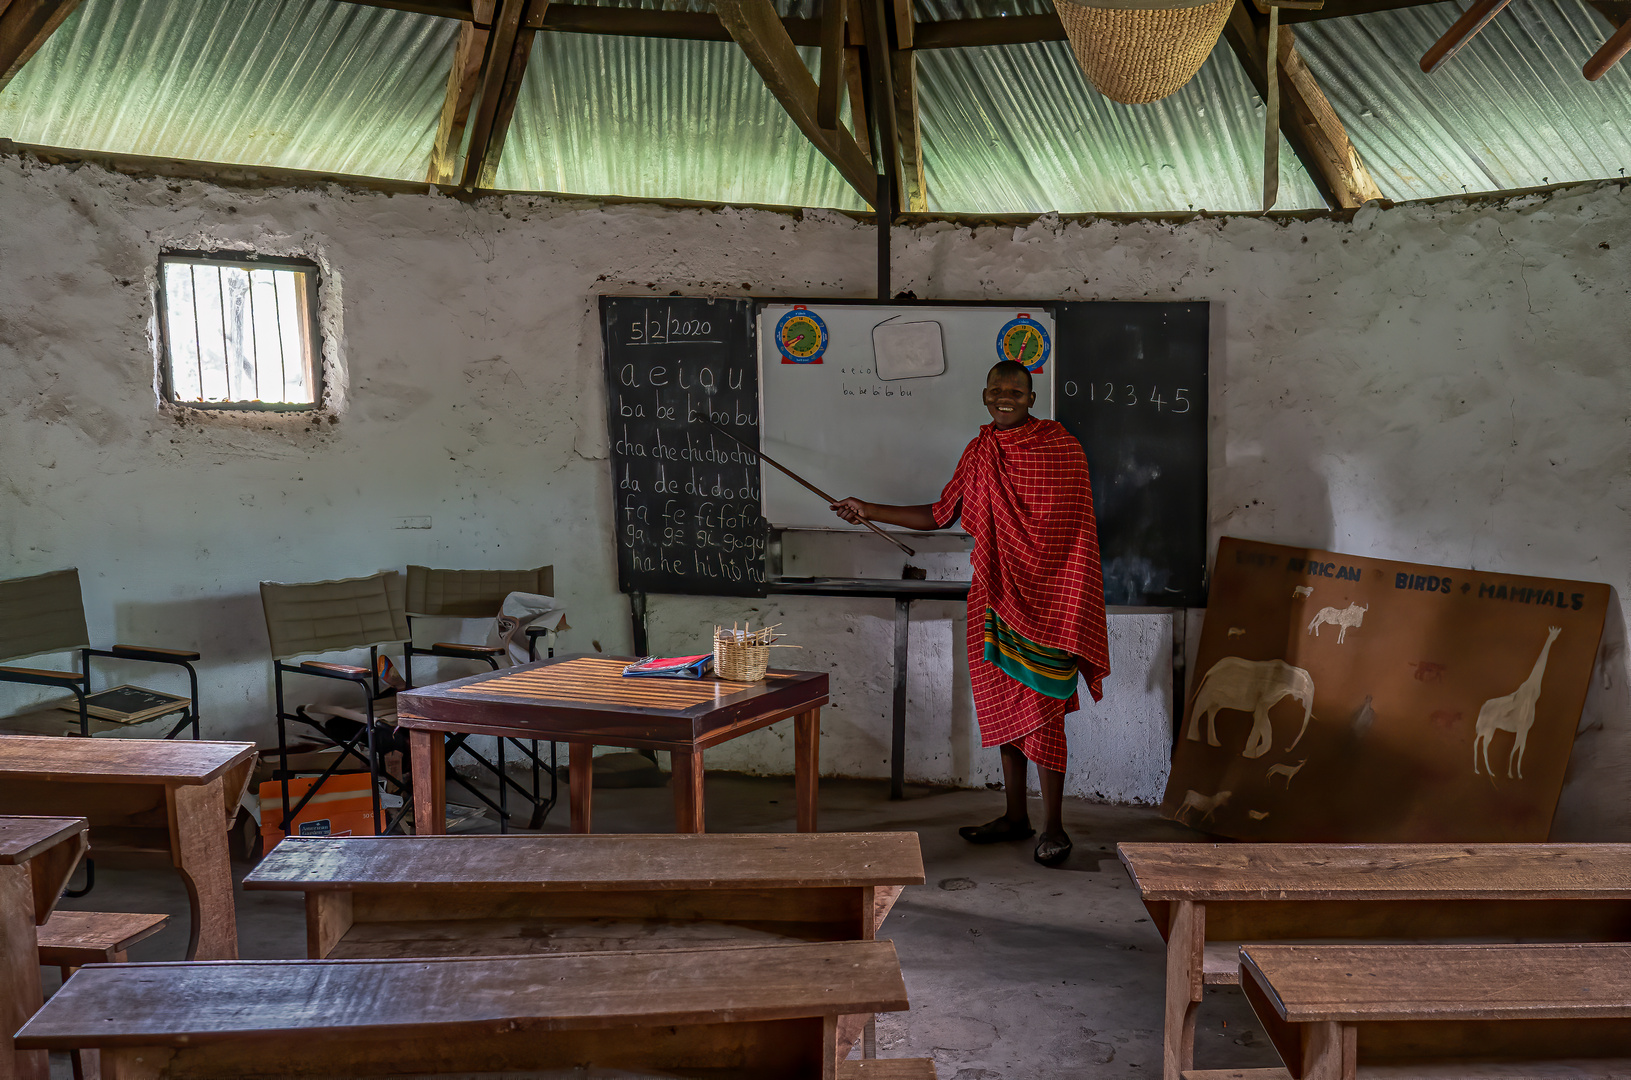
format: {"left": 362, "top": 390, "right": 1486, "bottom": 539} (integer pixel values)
{"left": 158, "top": 252, "right": 324, "bottom": 409}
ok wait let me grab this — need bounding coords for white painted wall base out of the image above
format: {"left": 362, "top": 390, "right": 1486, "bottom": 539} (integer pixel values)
{"left": 1, "top": 156, "right": 1627, "bottom": 832}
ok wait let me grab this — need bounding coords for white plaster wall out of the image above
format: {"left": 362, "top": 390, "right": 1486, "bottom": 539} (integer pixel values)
{"left": 1, "top": 157, "right": 1627, "bottom": 825}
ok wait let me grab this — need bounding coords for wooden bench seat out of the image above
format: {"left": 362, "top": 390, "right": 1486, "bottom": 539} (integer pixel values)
{"left": 1239, "top": 942, "right": 1631, "bottom": 1080}
{"left": 1118, "top": 842, "right": 1631, "bottom": 1080}
{"left": 243, "top": 832, "right": 924, "bottom": 958}
{"left": 38, "top": 910, "right": 169, "bottom": 970}
{"left": 17, "top": 940, "right": 911, "bottom": 1079}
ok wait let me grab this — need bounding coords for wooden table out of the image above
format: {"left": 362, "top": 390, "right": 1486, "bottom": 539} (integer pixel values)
{"left": 1239, "top": 942, "right": 1631, "bottom": 1080}
{"left": 0, "top": 736, "right": 255, "bottom": 961}
{"left": 1117, "top": 842, "right": 1631, "bottom": 1080}
{"left": 1, "top": 815, "right": 88, "bottom": 1080}
{"left": 397, "top": 655, "right": 829, "bottom": 835}
{"left": 17, "top": 940, "right": 912, "bottom": 1079}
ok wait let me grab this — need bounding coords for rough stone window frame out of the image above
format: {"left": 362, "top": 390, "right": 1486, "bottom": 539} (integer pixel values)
{"left": 156, "top": 250, "right": 326, "bottom": 412}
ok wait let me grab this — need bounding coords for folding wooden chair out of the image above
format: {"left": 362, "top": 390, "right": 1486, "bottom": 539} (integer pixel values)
{"left": 0, "top": 568, "right": 201, "bottom": 739}
{"left": 260, "top": 571, "right": 412, "bottom": 836}
{"left": 402, "top": 564, "right": 560, "bottom": 830}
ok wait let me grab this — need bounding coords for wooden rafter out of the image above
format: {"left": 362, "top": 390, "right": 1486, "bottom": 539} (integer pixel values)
{"left": 892, "top": 51, "right": 926, "bottom": 212}
{"left": 0, "top": 0, "right": 82, "bottom": 93}
{"left": 1222, "top": 1, "right": 1381, "bottom": 209}
{"left": 846, "top": 45, "right": 871, "bottom": 162}
{"left": 817, "top": 0, "right": 846, "bottom": 131}
{"left": 715, "top": 0, "right": 878, "bottom": 206}
{"left": 427, "top": 20, "right": 491, "bottom": 184}
{"left": 459, "top": 0, "right": 542, "bottom": 191}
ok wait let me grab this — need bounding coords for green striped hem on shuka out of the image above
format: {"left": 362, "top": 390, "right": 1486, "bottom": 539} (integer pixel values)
{"left": 982, "top": 607, "right": 1079, "bottom": 700}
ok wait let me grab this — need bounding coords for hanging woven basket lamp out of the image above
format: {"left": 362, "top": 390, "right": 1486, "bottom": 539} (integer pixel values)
{"left": 1053, "top": 0, "right": 1235, "bottom": 104}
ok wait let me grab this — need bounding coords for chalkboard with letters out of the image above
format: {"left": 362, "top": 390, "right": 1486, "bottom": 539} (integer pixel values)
{"left": 601, "top": 296, "right": 767, "bottom": 598}
{"left": 1052, "top": 301, "right": 1209, "bottom": 608}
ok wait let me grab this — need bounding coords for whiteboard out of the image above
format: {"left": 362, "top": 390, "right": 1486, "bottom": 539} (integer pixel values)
{"left": 757, "top": 303, "right": 1054, "bottom": 531}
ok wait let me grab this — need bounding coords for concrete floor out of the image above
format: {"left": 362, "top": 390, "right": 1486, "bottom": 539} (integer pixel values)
{"left": 43, "top": 772, "right": 1283, "bottom": 1079}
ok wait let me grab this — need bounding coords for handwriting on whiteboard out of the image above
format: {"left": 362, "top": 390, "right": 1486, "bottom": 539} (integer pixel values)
{"left": 1061, "top": 381, "right": 1192, "bottom": 413}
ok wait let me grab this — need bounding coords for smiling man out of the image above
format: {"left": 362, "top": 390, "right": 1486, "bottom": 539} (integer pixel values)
{"left": 831, "top": 360, "right": 1109, "bottom": 866}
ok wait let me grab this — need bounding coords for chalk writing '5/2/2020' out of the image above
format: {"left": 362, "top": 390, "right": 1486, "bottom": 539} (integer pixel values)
{"left": 1060, "top": 382, "right": 1191, "bottom": 412}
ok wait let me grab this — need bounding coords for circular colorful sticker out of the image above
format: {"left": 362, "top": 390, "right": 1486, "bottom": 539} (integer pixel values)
{"left": 997, "top": 314, "right": 1050, "bottom": 373}
{"left": 776, "top": 307, "right": 829, "bottom": 364}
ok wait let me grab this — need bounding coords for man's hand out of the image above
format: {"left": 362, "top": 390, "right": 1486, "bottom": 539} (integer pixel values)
{"left": 830, "top": 497, "right": 871, "bottom": 525}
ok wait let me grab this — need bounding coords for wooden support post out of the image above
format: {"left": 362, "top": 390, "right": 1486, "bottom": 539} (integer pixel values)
{"left": 304, "top": 891, "right": 354, "bottom": 959}
{"left": 1223, "top": 1, "right": 1382, "bottom": 209}
{"left": 817, "top": 0, "right": 846, "bottom": 130}
{"left": 168, "top": 777, "right": 238, "bottom": 961}
{"left": 460, "top": 0, "right": 545, "bottom": 192}
{"left": 715, "top": 0, "right": 879, "bottom": 206}
{"left": 427, "top": 20, "right": 492, "bottom": 184}
{"left": 1586, "top": 17, "right": 1631, "bottom": 79}
{"left": 1300, "top": 1020, "right": 1356, "bottom": 1080}
{"left": 0, "top": 0, "right": 83, "bottom": 92}
{"left": 845, "top": 46, "right": 871, "bottom": 160}
{"left": 892, "top": 49, "right": 927, "bottom": 211}
{"left": 409, "top": 729, "right": 447, "bottom": 836}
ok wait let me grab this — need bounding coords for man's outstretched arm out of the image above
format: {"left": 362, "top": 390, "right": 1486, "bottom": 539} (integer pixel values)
{"left": 830, "top": 498, "right": 940, "bottom": 531}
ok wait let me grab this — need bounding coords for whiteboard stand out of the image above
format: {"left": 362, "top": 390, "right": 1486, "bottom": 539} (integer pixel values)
{"left": 767, "top": 577, "right": 970, "bottom": 800}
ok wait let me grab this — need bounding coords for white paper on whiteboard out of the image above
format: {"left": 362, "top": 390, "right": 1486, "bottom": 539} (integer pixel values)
{"left": 872, "top": 320, "right": 946, "bottom": 381}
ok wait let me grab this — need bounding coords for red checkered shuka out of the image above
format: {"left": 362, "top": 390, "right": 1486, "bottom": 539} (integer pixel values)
{"left": 932, "top": 418, "right": 1110, "bottom": 771}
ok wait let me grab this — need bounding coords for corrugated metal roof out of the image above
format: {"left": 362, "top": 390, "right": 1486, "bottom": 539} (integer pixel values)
{"left": 0, "top": 0, "right": 454, "bottom": 182}
{"left": 1294, "top": 0, "right": 1631, "bottom": 200}
{"left": 916, "top": 43, "right": 1324, "bottom": 212}
{"left": 2, "top": 0, "right": 1630, "bottom": 211}
{"left": 493, "top": 36, "right": 869, "bottom": 207}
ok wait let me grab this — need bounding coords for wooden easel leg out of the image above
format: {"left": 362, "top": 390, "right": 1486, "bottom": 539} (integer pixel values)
{"left": 408, "top": 730, "right": 446, "bottom": 836}
{"left": 795, "top": 708, "right": 821, "bottom": 832}
{"left": 1162, "top": 899, "right": 1204, "bottom": 1080}
{"left": 169, "top": 776, "right": 238, "bottom": 961}
{"left": 1301, "top": 1020, "right": 1356, "bottom": 1080}
{"left": 569, "top": 743, "right": 593, "bottom": 833}
{"left": 1, "top": 864, "right": 47, "bottom": 1080}
{"left": 671, "top": 748, "right": 705, "bottom": 834}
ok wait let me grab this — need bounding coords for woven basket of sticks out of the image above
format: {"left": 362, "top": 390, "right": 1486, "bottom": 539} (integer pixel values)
{"left": 1053, "top": 0, "right": 1233, "bottom": 105}
{"left": 713, "top": 624, "right": 780, "bottom": 682}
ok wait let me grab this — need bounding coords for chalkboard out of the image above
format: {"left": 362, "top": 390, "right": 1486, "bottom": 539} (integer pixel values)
{"left": 601, "top": 296, "right": 767, "bottom": 597}
{"left": 1052, "top": 301, "right": 1209, "bottom": 608}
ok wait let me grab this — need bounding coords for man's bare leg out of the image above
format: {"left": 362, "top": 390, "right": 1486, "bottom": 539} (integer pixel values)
{"left": 1035, "top": 763, "right": 1072, "bottom": 866}
{"left": 958, "top": 742, "right": 1037, "bottom": 844}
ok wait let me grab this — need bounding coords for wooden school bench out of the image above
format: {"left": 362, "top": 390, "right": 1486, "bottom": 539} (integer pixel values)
{"left": 16, "top": 940, "right": 934, "bottom": 1080}
{"left": 0, "top": 735, "right": 255, "bottom": 960}
{"left": 1117, "top": 842, "right": 1631, "bottom": 1080}
{"left": 242, "top": 831, "right": 924, "bottom": 959}
{"left": 1238, "top": 942, "right": 1631, "bottom": 1080}
{"left": 2, "top": 816, "right": 88, "bottom": 1080}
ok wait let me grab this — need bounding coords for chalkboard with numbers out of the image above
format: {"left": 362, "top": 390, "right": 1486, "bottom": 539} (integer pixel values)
{"left": 1052, "top": 301, "right": 1209, "bottom": 608}
{"left": 601, "top": 296, "right": 767, "bottom": 598}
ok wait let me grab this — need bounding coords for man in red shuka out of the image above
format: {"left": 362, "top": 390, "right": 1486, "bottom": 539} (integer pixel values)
{"left": 831, "top": 360, "right": 1110, "bottom": 867}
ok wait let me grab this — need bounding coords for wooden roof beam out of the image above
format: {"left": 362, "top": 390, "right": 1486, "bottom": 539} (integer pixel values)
{"left": 427, "top": 20, "right": 491, "bottom": 184}
{"left": 1222, "top": 1, "right": 1381, "bottom": 209}
{"left": 0, "top": 0, "right": 83, "bottom": 92}
{"left": 460, "top": 0, "right": 543, "bottom": 191}
{"left": 715, "top": 0, "right": 879, "bottom": 208}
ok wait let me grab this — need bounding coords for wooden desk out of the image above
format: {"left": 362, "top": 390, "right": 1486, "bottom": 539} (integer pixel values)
{"left": 0, "top": 815, "right": 88, "bottom": 1080}
{"left": 1239, "top": 942, "right": 1631, "bottom": 1080}
{"left": 0, "top": 736, "right": 255, "bottom": 961}
{"left": 17, "top": 940, "right": 910, "bottom": 1079}
{"left": 1117, "top": 842, "right": 1631, "bottom": 1080}
{"left": 397, "top": 655, "right": 829, "bottom": 835}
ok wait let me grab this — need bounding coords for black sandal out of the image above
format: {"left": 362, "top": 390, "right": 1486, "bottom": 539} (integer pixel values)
{"left": 1034, "top": 830, "right": 1073, "bottom": 867}
{"left": 959, "top": 815, "right": 1036, "bottom": 845}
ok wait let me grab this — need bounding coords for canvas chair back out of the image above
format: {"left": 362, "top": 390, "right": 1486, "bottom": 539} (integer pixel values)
{"left": 260, "top": 571, "right": 410, "bottom": 661}
{"left": 404, "top": 565, "right": 554, "bottom": 619}
{"left": 0, "top": 568, "right": 90, "bottom": 664}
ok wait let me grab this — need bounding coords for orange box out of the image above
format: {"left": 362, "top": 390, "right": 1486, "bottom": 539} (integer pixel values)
{"left": 258, "top": 772, "right": 379, "bottom": 848}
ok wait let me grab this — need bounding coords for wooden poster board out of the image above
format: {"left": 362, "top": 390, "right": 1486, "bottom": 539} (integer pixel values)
{"left": 1161, "top": 537, "right": 1610, "bottom": 842}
